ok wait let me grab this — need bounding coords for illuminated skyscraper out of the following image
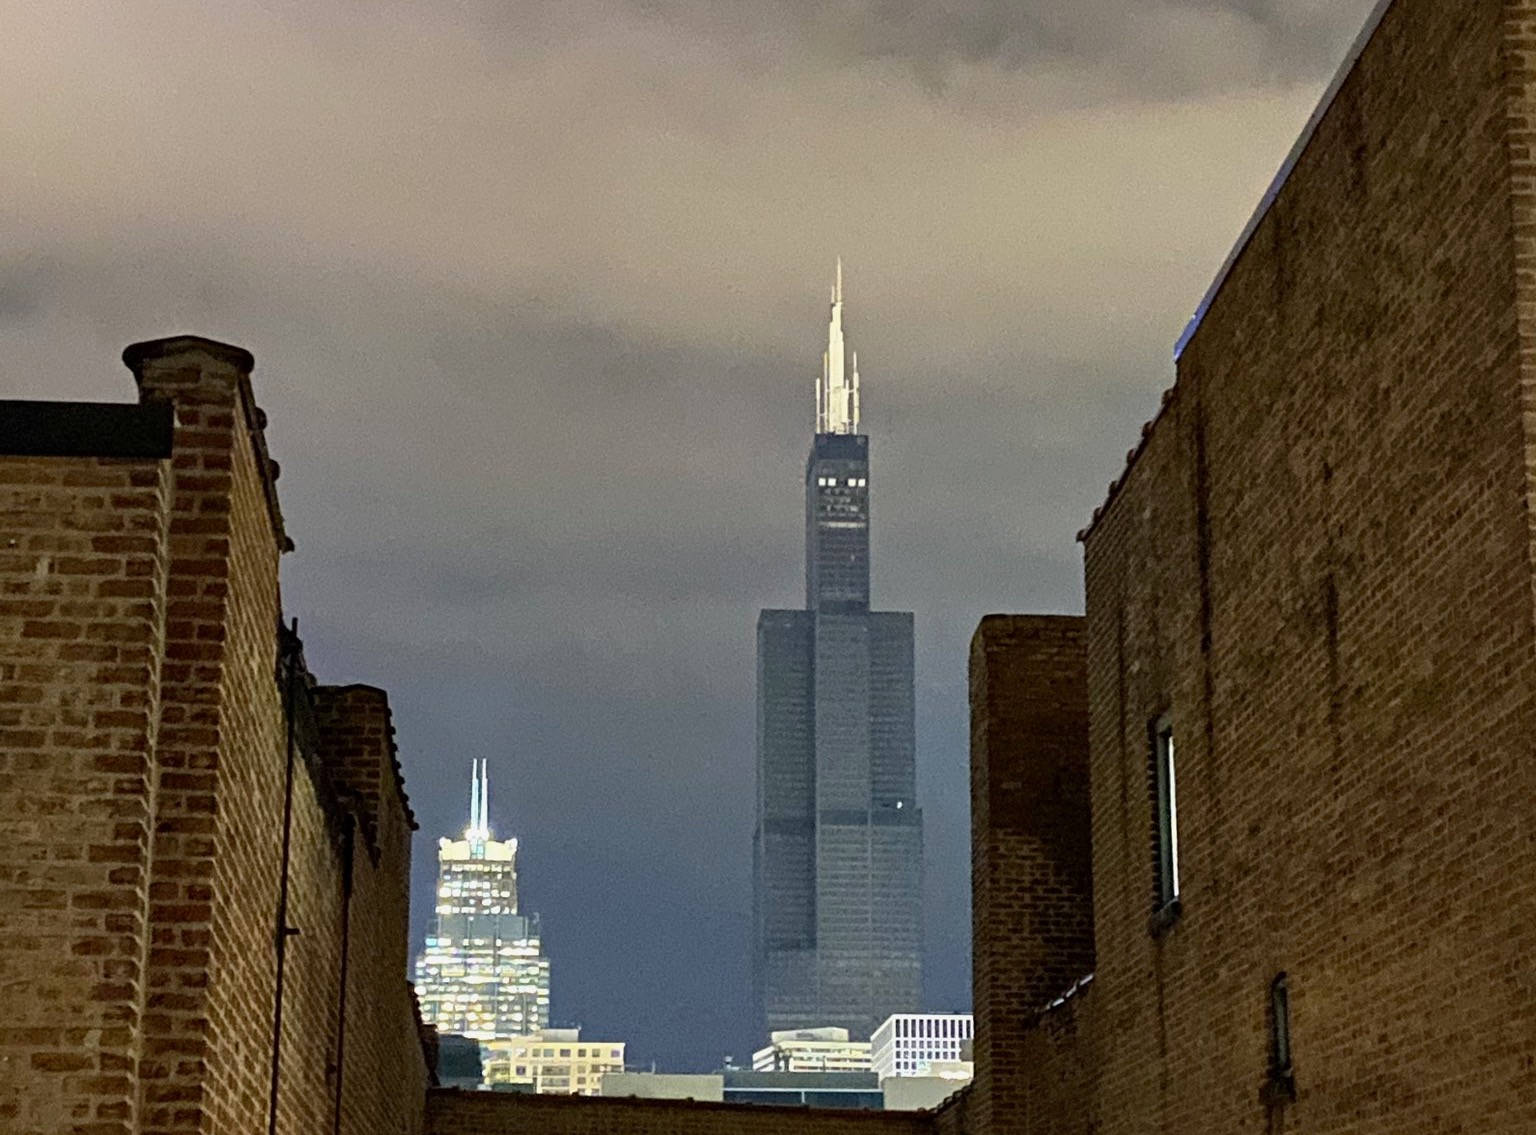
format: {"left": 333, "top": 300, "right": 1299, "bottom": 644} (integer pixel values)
{"left": 753, "top": 262, "right": 922, "bottom": 1041}
{"left": 414, "top": 760, "right": 550, "bottom": 1041}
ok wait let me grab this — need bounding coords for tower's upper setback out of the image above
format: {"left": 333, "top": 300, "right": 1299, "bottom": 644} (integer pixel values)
{"left": 806, "top": 261, "right": 872, "bottom": 613}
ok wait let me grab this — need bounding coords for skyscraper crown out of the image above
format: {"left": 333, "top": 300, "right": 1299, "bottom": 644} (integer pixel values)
{"left": 816, "top": 258, "right": 861, "bottom": 435}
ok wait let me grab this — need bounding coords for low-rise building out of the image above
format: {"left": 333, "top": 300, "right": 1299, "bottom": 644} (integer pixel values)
{"left": 882, "top": 1070, "right": 971, "bottom": 1113}
{"left": 481, "top": 1029, "right": 625, "bottom": 1096}
{"left": 751, "top": 1026, "right": 872, "bottom": 1073}
{"left": 870, "top": 1013, "right": 973, "bottom": 1079}
{"left": 722, "top": 1070, "right": 883, "bottom": 1110}
{"left": 600, "top": 1072, "right": 725, "bottom": 1101}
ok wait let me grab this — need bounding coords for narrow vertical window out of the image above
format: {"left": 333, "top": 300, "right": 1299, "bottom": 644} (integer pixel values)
{"left": 1152, "top": 714, "right": 1180, "bottom": 916}
{"left": 1268, "top": 972, "right": 1297, "bottom": 1101}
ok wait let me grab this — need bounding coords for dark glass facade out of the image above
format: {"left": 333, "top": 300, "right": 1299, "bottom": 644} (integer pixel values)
{"left": 754, "top": 432, "right": 922, "bottom": 1041}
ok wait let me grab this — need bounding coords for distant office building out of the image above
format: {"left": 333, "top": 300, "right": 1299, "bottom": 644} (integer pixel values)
{"left": 414, "top": 761, "right": 551, "bottom": 1042}
{"left": 752, "top": 1026, "right": 872, "bottom": 1073}
{"left": 870, "top": 1013, "right": 974, "bottom": 1079}
{"left": 754, "top": 261, "right": 923, "bottom": 1042}
{"left": 482, "top": 1028, "right": 625, "bottom": 1096}
{"left": 723, "top": 1070, "right": 884, "bottom": 1110}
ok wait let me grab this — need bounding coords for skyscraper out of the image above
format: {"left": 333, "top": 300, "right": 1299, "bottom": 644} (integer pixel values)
{"left": 415, "top": 760, "right": 551, "bottom": 1041}
{"left": 753, "top": 262, "right": 923, "bottom": 1041}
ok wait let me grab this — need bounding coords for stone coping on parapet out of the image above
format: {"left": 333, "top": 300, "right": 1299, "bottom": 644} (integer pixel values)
{"left": 122, "top": 333, "right": 292, "bottom": 554}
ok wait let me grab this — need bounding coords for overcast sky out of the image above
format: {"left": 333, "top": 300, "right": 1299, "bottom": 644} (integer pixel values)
{"left": 2, "top": 0, "right": 1376, "bottom": 1070}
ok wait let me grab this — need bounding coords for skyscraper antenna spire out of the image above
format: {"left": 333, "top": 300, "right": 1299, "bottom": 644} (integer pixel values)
{"left": 817, "top": 259, "right": 859, "bottom": 435}
{"left": 467, "top": 759, "right": 491, "bottom": 841}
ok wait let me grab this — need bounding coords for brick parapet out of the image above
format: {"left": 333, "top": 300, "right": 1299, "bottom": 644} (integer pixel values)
{"left": 968, "top": 616, "right": 1093, "bottom": 1135}
{"left": 125, "top": 336, "right": 290, "bottom": 1135}
{"left": 123, "top": 336, "right": 287, "bottom": 554}
{"left": 424, "top": 1089, "right": 936, "bottom": 1135}
{"left": 0, "top": 450, "right": 172, "bottom": 1135}
{"left": 313, "top": 684, "right": 418, "bottom": 862}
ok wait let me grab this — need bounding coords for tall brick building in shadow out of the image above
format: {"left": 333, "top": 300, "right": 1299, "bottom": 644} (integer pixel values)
{"left": 4, "top": 0, "right": 1536, "bottom": 1132}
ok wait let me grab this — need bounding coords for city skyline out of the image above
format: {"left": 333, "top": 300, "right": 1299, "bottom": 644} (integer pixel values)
{"left": 0, "top": 0, "right": 1385, "bottom": 1071}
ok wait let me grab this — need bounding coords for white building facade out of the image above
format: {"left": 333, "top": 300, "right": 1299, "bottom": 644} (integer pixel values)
{"left": 870, "top": 1013, "right": 974, "bottom": 1079}
{"left": 414, "top": 761, "right": 551, "bottom": 1041}
{"left": 751, "top": 1026, "right": 872, "bottom": 1073}
{"left": 483, "top": 1029, "right": 626, "bottom": 1095}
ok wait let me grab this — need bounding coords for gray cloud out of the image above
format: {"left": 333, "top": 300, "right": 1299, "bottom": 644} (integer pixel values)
{"left": 1, "top": 0, "right": 1378, "bottom": 1068}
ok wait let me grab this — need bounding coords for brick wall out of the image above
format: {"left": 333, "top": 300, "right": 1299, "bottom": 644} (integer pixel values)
{"left": 424, "top": 1089, "right": 937, "bottom": 1135}
{"left": 967, "top": 617, "right": 1093, "bottom": 1135}
{"left": 314, "top": 686, "right": 427, "bottom": 1135}
{"left": 1068, "top": 0, "right": 1536, "bottom": 1130}
{"left": 0, "top": 337, "right": 428, "bottom": 1135}
{"left": 0, "top": 441, "right": 171, "bottom": 1135}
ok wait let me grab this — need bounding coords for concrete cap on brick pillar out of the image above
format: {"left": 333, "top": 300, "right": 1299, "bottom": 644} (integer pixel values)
{"left": 121, "top": 333, "right": 293, "bottom": 553}
{"left": 121, "top": 334, "right": 255, "bottom": 379}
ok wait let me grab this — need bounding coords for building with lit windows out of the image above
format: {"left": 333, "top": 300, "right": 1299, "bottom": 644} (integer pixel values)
{"left": 414, "top": 761, "right": 551, "bottom": 1042}
{"left": 870, "top": 1013, "right": 973, "bottom": 1080}
{"left": 752, "top": 1026, "right": 872, "bottom": 1073}
{"left": 482, "top": 1029, "right": 625, "bottom": 1095}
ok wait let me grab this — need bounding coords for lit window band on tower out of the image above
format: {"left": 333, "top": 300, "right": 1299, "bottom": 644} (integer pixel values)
{"left": 414, "top": 760, "right": 551, "bottom": 1045}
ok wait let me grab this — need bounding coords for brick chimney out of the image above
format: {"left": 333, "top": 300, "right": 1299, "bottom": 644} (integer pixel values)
{"left": 969, "top": 615, "right": 1095, "bottom": 1134}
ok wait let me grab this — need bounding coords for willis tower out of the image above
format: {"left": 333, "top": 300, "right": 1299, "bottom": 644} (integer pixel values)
{"left": 753, "top": 262, "right": 922, "bottom": 1040}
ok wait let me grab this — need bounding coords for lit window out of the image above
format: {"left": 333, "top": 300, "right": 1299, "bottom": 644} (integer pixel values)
{"left": 1151, "top": 714, "right": 1180, "bottom": 917}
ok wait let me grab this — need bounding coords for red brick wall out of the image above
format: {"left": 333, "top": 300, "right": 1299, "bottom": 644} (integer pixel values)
{"left": 424, "top": 1090, "right": 936, "bottom": 1135}
{"left": 1075, "top": 0, "right": 1536, "bottom": 1130}
{"left": 0, "top": 337, "right": 428, "bottom": 1135}
{"left": 124, "top": 337, "right": 292, "bottom": 1135}
{"left": 0, "top": 451, "right": 171, "bottom": 1135}
{"left": 314, "top": 686, "right": 427, "bottom": 1135}
{"left": 967, "top": 617, "right": 1093, "bottom": 1135}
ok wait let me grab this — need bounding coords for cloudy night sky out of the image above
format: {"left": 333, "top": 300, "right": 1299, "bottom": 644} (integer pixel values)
{"left": 3, "top": 0, "right": 1377, "bottom": 1070}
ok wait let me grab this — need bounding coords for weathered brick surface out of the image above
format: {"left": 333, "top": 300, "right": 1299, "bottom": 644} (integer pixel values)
{"left": 967, "top": 617, "right": 1092, "bottom": 1135}
{"left": 314, "top": 686, "right": 427, "bottom": 1135}
{"left": 424, "top": 1089, "right": 935, "bottom": 1135}
{"left": 0, "top": 338, "right": 427, "bottom": 1135}
{"left": 0, "top": 452, "right": 171, "bottom": 1135}
{"left": 128, "top": 339, "right": 290, "bottom": 1135}
{"left": 965, "top": 0, "right": 1536, "bottom": 1131}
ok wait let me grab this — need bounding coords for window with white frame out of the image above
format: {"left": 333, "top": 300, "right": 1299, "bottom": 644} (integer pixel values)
{"left": 1152, "top": 714, "right": 1180, "bottom": 913}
